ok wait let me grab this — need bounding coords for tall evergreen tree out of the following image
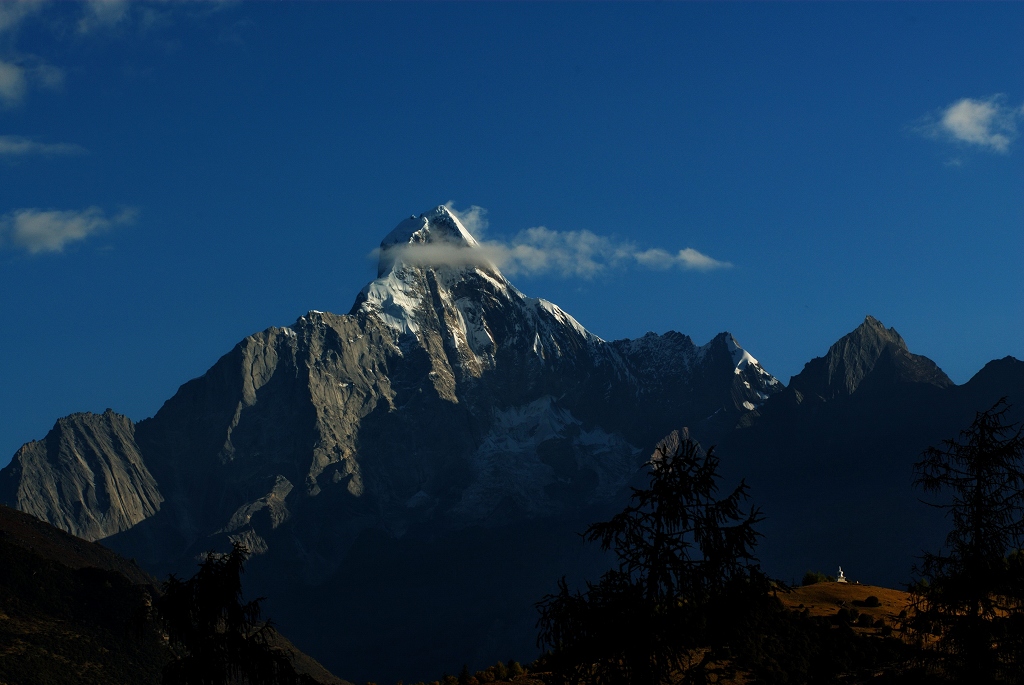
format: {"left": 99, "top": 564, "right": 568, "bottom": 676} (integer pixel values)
{"left": 536, "top": 431, "right": 768, "bottom": 685}
{"left": 909, "top": 399, "right": 1024, "bottom": 683}
{"left": 155, "top": 542, "right": 303, "bottom": 685}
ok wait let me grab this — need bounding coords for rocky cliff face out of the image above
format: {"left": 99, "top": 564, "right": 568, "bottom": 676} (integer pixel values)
{"left": 1, "top": 206, "right": 780, "bottom": 582}
{"left": 788, "top": 315, "right": 953, "bottom": 401}
{"left": 0, "top": 409, "right": 161, "bottom": 541}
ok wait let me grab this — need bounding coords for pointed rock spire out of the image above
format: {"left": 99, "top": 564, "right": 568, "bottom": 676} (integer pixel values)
{"left": 789, "top": 315, "right": 952, "bottom": 400}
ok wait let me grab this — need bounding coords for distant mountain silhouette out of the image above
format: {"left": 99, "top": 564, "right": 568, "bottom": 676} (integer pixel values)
{"left": 718, "top": 318, "right": 1024, "bottom": 587}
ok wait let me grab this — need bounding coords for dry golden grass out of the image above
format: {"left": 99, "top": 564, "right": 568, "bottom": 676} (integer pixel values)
{"left": 776, "top": 581, "right": 911, "bottom": 633}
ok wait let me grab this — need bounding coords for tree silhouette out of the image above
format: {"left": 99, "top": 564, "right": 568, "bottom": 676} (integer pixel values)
{"left": 908, "top": 398, "right": 1024, "bottom": 683}
{"left": 154, "top": 542, "right": 303, "bottom": 685}
{"left": 536, "top": 431, "right": 768, "bottom": 685}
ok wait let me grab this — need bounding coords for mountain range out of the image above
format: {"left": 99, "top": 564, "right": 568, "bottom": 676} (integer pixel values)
{"left": 2, "top": 205, "right": 1022, "bottom": 682}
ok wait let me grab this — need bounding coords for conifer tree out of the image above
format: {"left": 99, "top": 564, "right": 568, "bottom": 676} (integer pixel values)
{"left": 536, "top": 431, "right": 767, "bottom": 685}
{"left": 155, "top": 542, "right": 303, "bottom": 685}
{"left": 909, "top": 399, "right": 1024, "bottom": 683}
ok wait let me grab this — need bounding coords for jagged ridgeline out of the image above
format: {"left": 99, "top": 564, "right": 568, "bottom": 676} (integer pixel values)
{"left": 3, "top": 205, "right": 1023, "bottom": 682}
{"left": 0, "top": 206, "right": 779, "bottom": 681}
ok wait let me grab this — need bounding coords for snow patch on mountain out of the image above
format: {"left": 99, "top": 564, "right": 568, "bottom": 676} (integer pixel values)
{"left": 725, "top": 334, "right": 780, "bottom": 386}
{"left": 529, "top": 298, "right": 603, "bottom": 344}
{"left": 450, "top": 396, "right": 640, "bottom": 523}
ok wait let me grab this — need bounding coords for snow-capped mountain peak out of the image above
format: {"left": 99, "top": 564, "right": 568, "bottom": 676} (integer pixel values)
{"left": 355, "top": 206, "right": 605, "bottom": 364}
{"left": 726, "top": 333, "right": 758, "bottom": 373}
{"left": 377, "top": 205, "right": 484, "bottom": 277}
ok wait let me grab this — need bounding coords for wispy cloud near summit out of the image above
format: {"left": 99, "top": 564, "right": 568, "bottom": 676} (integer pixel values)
{"left": 383, "top": 205, "right": 732, "bottom": 278}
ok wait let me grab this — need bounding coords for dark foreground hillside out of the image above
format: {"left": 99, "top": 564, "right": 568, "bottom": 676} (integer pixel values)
{"left": 0, "top": 505, "right": 348, "bottom": 685}
{"left": 0, "top": 504, "right": 164, "bottom": 685}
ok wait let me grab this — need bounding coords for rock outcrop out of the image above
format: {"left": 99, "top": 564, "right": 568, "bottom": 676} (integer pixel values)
{"left": 0, "top": 409, "right": 161, "bottom": 541}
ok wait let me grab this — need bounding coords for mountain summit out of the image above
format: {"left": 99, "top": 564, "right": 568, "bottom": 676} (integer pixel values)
{"left": 1, "top": 205, "right": 784, "bottom": 680}
{"left": 788, "top": 315, "right": 952, "bottom": 400}
{"left": 3, "top": 205, "right": 778, "bottom": 556}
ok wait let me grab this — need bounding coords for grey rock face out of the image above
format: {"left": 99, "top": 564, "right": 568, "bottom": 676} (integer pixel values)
{"left": 0, "top": 409, "right": 161, "bottom": 541}
{"left": 2, "top": 206, "right": 780, "bottom": 577}
{"left": 788, "top": 315, "right": 952, "bottom": 401}
{"left": 100, "top": 207, "right": 774, "bottom": 575}
{"left": 0, "top": 206, "right": 789, "bottom": 679}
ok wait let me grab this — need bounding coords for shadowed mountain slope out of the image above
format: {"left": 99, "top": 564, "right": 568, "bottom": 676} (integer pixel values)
{"left": 716, "top": 318, "right": 1024, "bottom": 587}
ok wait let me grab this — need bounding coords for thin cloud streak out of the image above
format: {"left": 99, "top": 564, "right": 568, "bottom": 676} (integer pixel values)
{"left": 378, "top": 223, "right": 731, "bottom": 278}
{"left": 0, "top": 135, "right": 86, "bottom": 156}
{"left": 0, "top": 207, "right": 137, "bottom": 254}
{"left": 0, "top": 1, "right": 40, "bottom": 36}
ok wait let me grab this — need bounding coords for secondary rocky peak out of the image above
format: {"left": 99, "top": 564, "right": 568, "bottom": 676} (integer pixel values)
{"left": 0, "top": 410, "right": 162, "bottom": 541}
{"left": 790, "top": 315, "right": 952, "bottom": 400}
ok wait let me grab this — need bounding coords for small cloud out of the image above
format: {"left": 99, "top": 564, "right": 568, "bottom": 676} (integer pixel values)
{"left": 495, "top": 226, "right": 635, "bottom": 278}
{"left": 0, "top": 135, "right": 86, "bottom": 156}
{"left": 0, "top": 206, "right": 137, "bottom": 254}
{"left": 379, "top": 213, "right": 731, "bottom": 279}
{"left": 920, "top": 95, "right": 1023, "bottom": 153}
{"left": 78, "top": 0, "right": 130, "bottom": 34}
{"left": 634, "top": 247, "right": 732, "bottom": 272}
{"left": 0, "top": 1, "right": 41, "bottom": 36}
{"left": 444, "top": 202, "right": 489, "bottom": 239}
{"left": 0, "top": 59, "right": 64, "bottom": 107}
{"left": 0, "top": 60, "right": 26, "bottom": 106}
{"left": 30, "top": 63, "right": 64, "bottom": 90}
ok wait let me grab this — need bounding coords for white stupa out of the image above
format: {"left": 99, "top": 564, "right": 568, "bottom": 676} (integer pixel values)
{"left": 837, "top": 566, "right": 848, "bottom": 583}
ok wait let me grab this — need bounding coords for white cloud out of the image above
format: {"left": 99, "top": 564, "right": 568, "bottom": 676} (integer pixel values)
{"left": 78, "top": 0, "right": 130, "bottom": 34}
{"left": 0, "top": 135, "right": 85, "bottom": 156}
{"left": 0, "top": 3, "right": 54, "bottom": 106}
{"left": 0, "top": 59, "right": 63, "bottom": 106}
{"left": 0, "top": 207, "right": 136, "bottom": 254}
{"left": 0, "top": 1, "right": 41, "bottom": 36}
{"left": 0, "top": 60, "right": 26, "bottom": 106}
{"left": 923, "top": 95, "right": 1022, "bottom": 153}
{"left": 495, "top": 226, "right": 635, "bottom": 278}
{"left": 380, "top": 217, "right": 731, "bottom": 278}
{"left": 634, "top": 247, "right": 732, "bottom": 271}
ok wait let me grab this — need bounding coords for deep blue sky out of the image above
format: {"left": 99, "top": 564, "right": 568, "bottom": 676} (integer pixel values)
{"left": 2, "top": 2, "right": 1022, "bottom": 466}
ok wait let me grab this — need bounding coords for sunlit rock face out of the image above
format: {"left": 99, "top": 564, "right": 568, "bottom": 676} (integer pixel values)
{"left": 1, "top": 205, "right": 777, "bottom": 567}
{"left": 0, "top": 409, "right": 161, "bottom": 541}
{"left": 1, "top": 205, "right": 787, "bottom": 681}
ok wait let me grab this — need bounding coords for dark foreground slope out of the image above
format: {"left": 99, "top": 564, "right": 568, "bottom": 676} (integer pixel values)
{"left": 0, "top": 504, "right": 165, "bottom": 685}
{"left": 0, "top": 505, "right": 349, "bottom": 685}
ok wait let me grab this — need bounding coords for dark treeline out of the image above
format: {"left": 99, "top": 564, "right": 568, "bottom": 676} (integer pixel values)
{"left": 530, "top": 400, "right": 1024, "bottom": 685}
